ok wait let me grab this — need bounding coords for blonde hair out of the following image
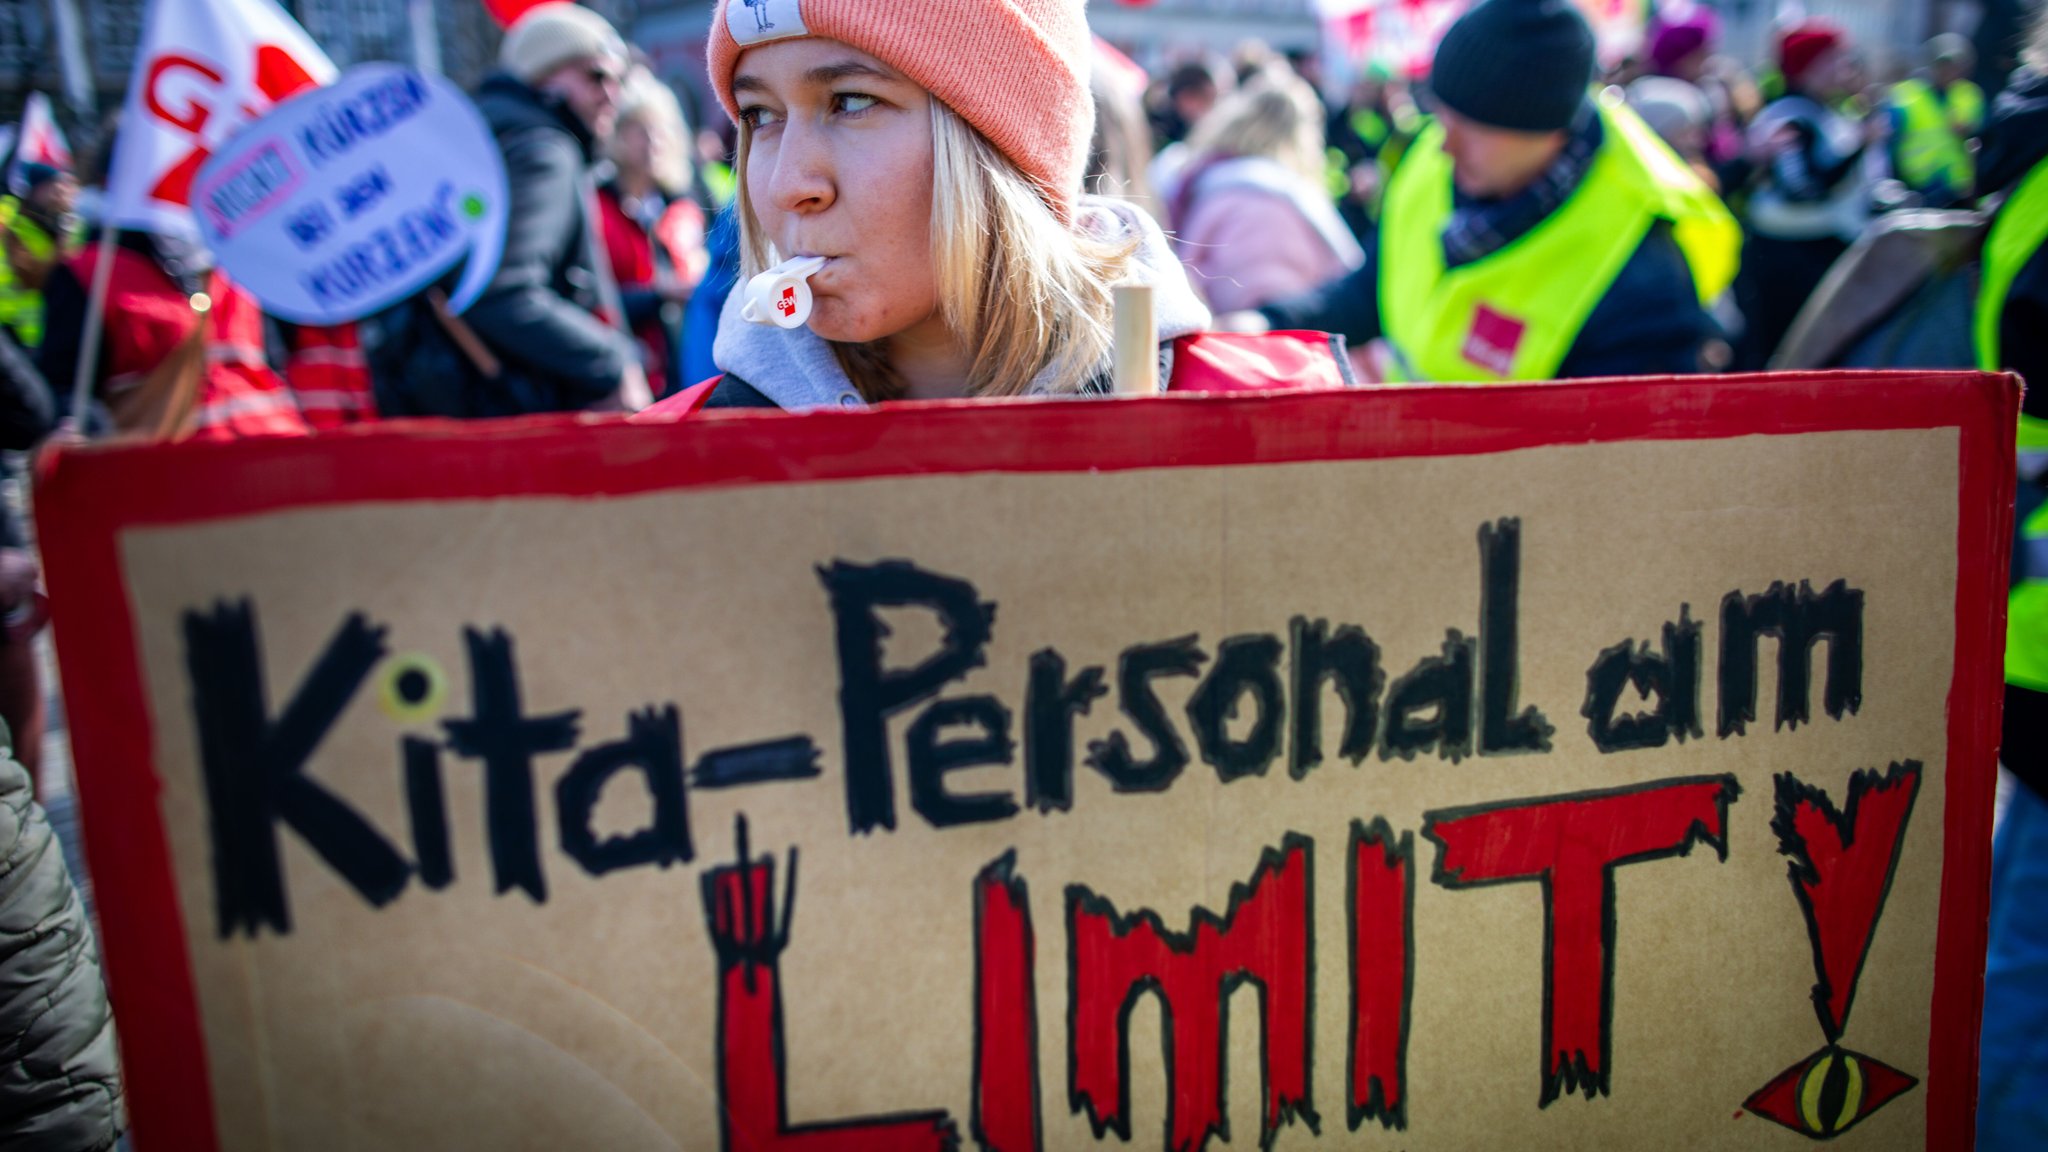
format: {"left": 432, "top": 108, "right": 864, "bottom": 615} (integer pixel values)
{"left": 736, "top": 101, "right": 1134, "bottom": 400}
{"left": 611, "top": 67, "right": 693, "bottom": 198}
{"left": 1184, "top": 65, "right": 1327, "bottom": 186}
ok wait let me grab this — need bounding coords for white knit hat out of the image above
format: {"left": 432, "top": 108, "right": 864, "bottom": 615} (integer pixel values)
{"left": 500, "top": 3, "right": 628, "bottom": 85}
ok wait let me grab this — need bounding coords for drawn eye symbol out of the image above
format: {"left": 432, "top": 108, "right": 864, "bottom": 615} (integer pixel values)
{"left": 378, "top": 652, "right": 447, "bottom": 724}
{"left": 1743, "top": 1046, "right": 1918, "bottom": 1139}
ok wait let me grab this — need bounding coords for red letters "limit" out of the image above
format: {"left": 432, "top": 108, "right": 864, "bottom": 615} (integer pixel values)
{"left": 702, "top": 775, "right": 1740, "bottom": 1152}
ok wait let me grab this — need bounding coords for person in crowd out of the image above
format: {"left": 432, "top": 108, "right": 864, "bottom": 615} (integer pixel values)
{"left": 681, "top": 115, "right": 743, "bottom": 389}
{"left": 599, "top": 66, "right": 708, "bottom": 398}
{"left": 1835, "top": 46, "right": 1878, "bottom": 119}
{"left": 1239, "top": 0, "right": 1738, "bottom": 382}
{"left": 651, "top": 0, "right": 1346, "bottom": 412}
{"left": 0, "top": 319, "right": 50, "bottom": 791}
{"left": 1975, "top": 10, "right": 2048, "bottom": 1145}
{"left": 1147, "top": 55, "right": 1232, "bottom": 199}
{"left": 1232, "top": 40, "right": 1284, "bottom": 85}
{"left": 697, "top": 121, "right": 739, "bottom": 210}
{"left": 0, "top": 734, "right": 122, "bottom": 1151}
{"left": 40, "top": 226, "right": 308, "bottom": 440}
{"left": 1087, "top": 39, "right": 1156, "bottom": 209}
{"left": 275, "top": 320, "right": 378, "bottom": 430}
{"left": 1629, "top": 74, "right": 1720, "bottom": 192}
{"left": 1732, "top": 20, "right": 1873, "bottom": 370}
{"left": 1168, "top": 65, "right": 1365, "bottom": 313}
{"left": 1326, "top": 63, "right": 1421, "bottom": 236}
{"left": 421, "top": 2, "right": 647, "bottom": 414}
{"left": 0, "top": 165, "right": 79, "bottom": 349}
{"left": 1282, "top": 47, "right": 1330, "bottom": 105}
{"left": 1648, "top": 9, "right": 1753, "bottom": 189}
{"left": 679, "top": 206, "right": 739, "bottom": 391}
{"left": 1887, "top": 33, "right": 1985, "bottom": 208}
{"left": 1157, "top": 56, "right": 1228, "bottom": 146}
{"left": 1603, "top": 51, "right": 1647, "bottom": 88}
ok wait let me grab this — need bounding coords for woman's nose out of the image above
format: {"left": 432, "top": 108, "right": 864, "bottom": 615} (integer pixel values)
{"left": 763, "top": 123, "right": 835, "bottom": 216}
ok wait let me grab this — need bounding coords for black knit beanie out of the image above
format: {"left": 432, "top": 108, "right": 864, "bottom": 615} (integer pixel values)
{"left": 1429, "top": 0, "right": 1596, "bottom": 133}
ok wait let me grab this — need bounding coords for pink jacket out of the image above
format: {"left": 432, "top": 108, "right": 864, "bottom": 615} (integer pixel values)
{"left": 1173, "top": 161, "right": 1364, "bottom": 313}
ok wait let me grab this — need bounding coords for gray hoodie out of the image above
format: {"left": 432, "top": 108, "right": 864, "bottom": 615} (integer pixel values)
{"left": 709, "top": 197, "right": 1211, "bottom": 409}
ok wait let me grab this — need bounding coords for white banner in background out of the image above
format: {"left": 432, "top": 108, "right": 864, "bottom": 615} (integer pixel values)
{"left": 193, "top": 65, "right": 509, "bottom": 324}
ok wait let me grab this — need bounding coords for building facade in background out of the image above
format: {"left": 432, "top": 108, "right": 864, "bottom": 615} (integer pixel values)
{"left": 0, "top": 0, "right": 2016, "bottom": 168}
{"left": 0, "top": 0, "right": 634, "bottom": 164}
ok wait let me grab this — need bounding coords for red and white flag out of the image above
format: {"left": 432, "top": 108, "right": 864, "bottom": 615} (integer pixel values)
{"left": 15, "top": 93, "right": 73, "bottom": 172}
{"left": 104, "top": 0, "right": 335, "bottom": 235}
{"left": 1317, "top": 0, "right": 1643, "bottom": 76}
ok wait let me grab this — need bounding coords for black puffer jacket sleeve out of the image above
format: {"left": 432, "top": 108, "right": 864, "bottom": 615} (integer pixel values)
{"left": 461, "top": 125, "right": 632, "bottom": 403}
{"left": 1258, "top": 241, "right": 1383, "bottom": 345}
{"left": 0, "top": 753, "right": 123, "bottom": 1150}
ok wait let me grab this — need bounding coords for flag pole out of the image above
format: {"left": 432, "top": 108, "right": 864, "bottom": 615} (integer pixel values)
{"left": 408, "top": 0, "right": 444, "bottom": 75}
{"left": 69, "top": 225, "right": 120, "bottom": 430}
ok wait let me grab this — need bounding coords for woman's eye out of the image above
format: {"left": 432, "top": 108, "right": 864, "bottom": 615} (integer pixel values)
{"left": 834, "top": 93, "right": 879, "bottom": 115}
{"left": 739, "top": 105, "right": 782, "bottom": 129}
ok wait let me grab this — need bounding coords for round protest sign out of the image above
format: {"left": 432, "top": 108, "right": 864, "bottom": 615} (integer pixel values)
{"left": 192, "top": 64, "right": 508, "bottom": 325}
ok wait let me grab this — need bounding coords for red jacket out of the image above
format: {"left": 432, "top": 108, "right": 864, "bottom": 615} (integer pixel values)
{"left": 69, "top": 244, "right": 306, "bottom": 440}
{"left": 597, "top": 186, "right": 708, "bottom": 395}
{"left": 282, "top": 322, "right": 377, "bottom": 431}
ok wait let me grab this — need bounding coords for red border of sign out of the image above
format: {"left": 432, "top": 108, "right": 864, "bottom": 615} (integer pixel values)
{"left": 34, "top": 370, "right": 2013, "bottom": 1150}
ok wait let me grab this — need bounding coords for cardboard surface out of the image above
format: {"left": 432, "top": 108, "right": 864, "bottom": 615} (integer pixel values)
{"left": 36, "top": 373, "right": 2014, "bottom": 1151}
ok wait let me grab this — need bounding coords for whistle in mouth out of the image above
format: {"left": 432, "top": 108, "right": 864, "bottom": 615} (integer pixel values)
{"left": 740, "top": 254, "right": 829, "bottom": 329}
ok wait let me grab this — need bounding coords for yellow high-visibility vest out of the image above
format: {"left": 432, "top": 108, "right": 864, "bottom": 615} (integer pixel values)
{"left": 1890, "top": 77, "right": 1984, "bottom": 195}
{"left": 1977, "top": 154, "right": 2048, "bottom": 690}
{"left": 1378, "top": 93, "right": 1738, "bottom": 382}
{"left": 0, "top": 198, "right": 49, "bottom": 348}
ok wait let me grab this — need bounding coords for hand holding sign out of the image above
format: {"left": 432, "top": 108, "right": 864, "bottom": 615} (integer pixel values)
{"left": 192, "top": 64, "right": 508, "bottom": 325}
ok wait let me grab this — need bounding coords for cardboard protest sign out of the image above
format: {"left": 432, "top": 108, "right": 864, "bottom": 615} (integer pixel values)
{"left": 38, "top": 371, "right": 2013, "bottom": 1151}
{"left": 193, "top": 65, "right": 510, "bottom": 324}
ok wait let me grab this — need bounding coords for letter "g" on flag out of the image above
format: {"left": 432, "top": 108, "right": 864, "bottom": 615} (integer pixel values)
{"left": 106, "top": 0, "right": 336, "bottom": 236}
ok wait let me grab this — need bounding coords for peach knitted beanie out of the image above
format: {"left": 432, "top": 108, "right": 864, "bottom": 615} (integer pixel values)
{"left": 707, "top": 0, "right": 1095, "bottom": 220}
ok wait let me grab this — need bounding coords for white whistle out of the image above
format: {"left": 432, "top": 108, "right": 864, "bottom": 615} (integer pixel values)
{"left": 739, "top": 251, "right": 829, "bottom": 329}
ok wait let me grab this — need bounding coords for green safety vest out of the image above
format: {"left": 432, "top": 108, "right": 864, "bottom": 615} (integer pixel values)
{"left": 701, "top": 161, "right": 737, "bottom": 210}
{"left": 1351, "top": 108, "right": 1391, "bottom": 151}
{"left": 1891, "top": 78, "right": 1984, "bottom": 195}
{"left": 1977, "top": 155, "right": 2048, "bottom": 690}
{"left": 0, "top": 199, "right": 48, "bottom": 348}
{"left": 2011, "top": 505, "right": 2048, "bottom": 692}
{"left": 1378, "top": 94, "right": 1740, "bottom": 382}
{"left": 1326, "top": 110, "right": 1402, "bottom": 208}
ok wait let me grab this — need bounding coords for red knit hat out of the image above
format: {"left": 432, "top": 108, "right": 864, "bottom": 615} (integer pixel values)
{"left": 1779, "top": 20, "right": 1844, "bottom": 90}
{"left": 706, "top": 0, "right": 1094, "bottom": 220}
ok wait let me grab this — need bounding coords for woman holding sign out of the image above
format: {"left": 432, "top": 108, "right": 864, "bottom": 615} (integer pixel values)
{"left": 651, "top": 0, "right": 1347, "bottom": 411}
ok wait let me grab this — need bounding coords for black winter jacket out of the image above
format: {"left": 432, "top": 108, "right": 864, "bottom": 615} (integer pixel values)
{"left": 1980, "top": 66, "right": 2048, "bottom": 401}
{"left": 1981, "top": 67, "right": 2048, "bottom": 801}
{"left": 0, "top": 750, "right": 121, "bottom": 1149}
{"left": 1258, "top": 220, "right": 1712, "bottom": 379}
{"left": 461, "top": 74, "right": 633, "bottom": 409}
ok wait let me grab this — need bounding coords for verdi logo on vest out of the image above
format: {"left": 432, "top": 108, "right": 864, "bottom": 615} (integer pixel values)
{"left": 1462, "top": 302, "right": 1527, "bottom": 376}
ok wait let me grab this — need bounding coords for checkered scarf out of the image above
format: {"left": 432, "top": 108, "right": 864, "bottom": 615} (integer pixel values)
{"left": 1440, "top": 103, "right": 1603, "bottom": 270}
